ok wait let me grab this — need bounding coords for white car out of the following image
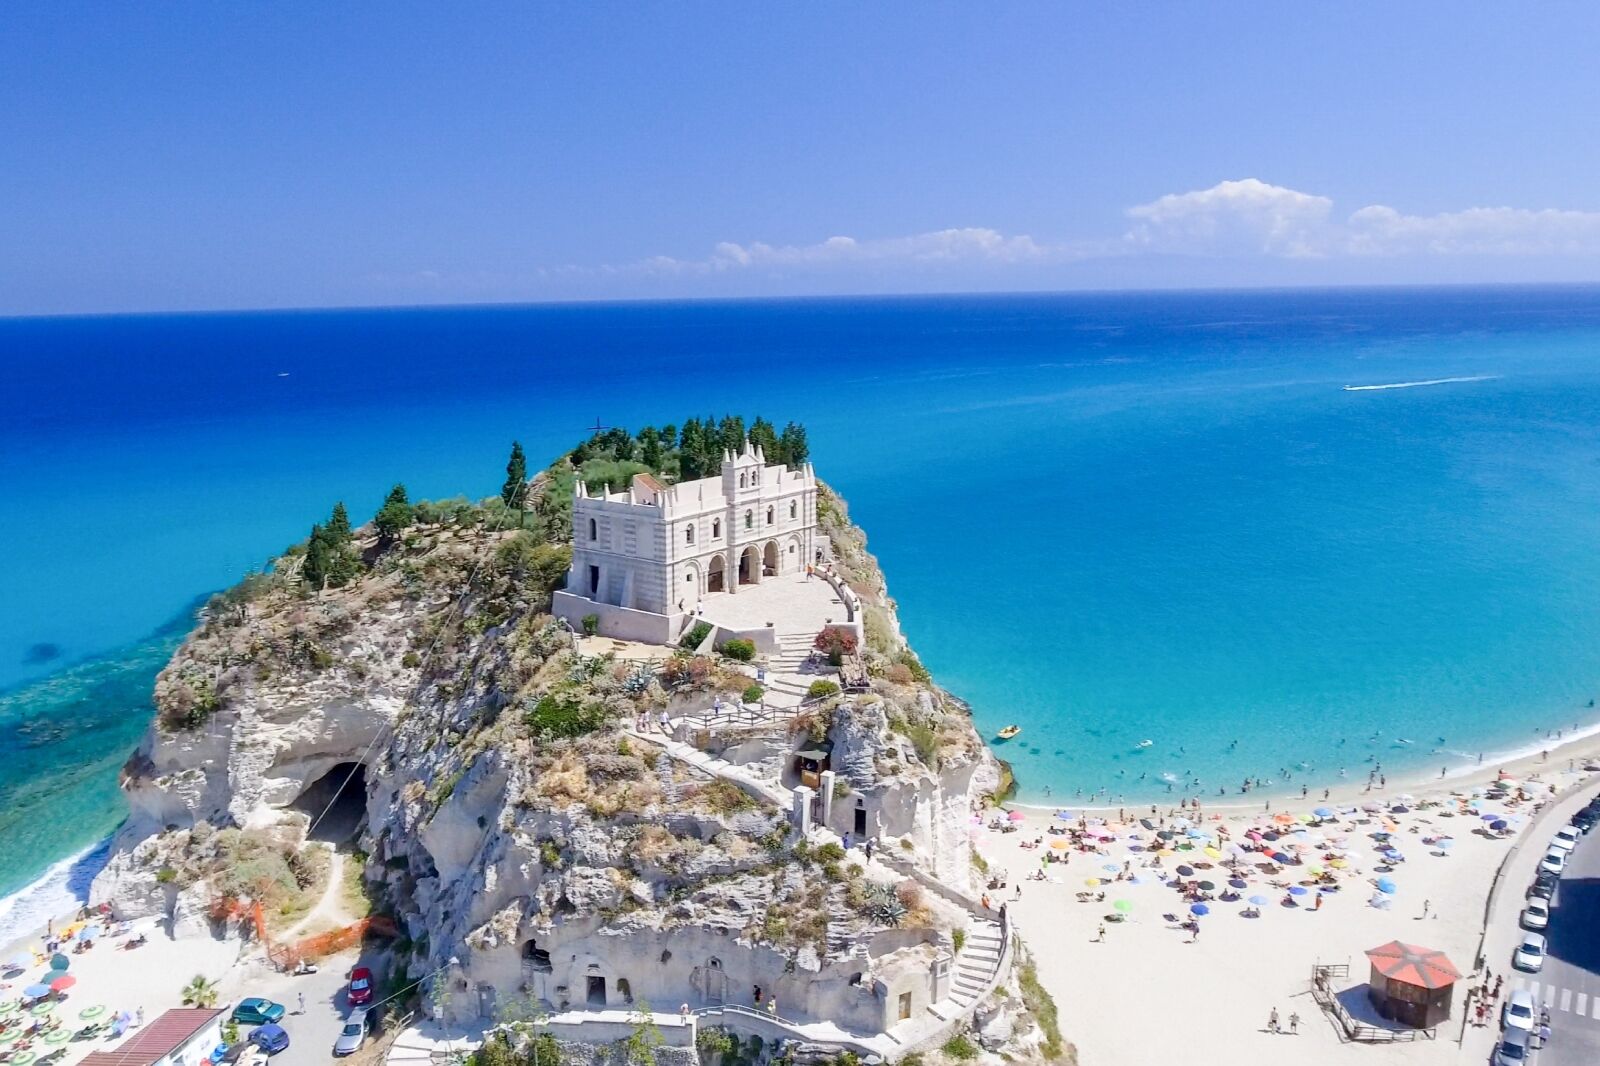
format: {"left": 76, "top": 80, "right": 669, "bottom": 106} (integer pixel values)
{"left": 1521, "top": 897, "right": 1549, "bottom": 930}
{"left": 1502, "top": 988, "right": 1536, "bottom": 1032}
{"left": 1539, "top": 848, "right": 1567, "bottom": 875}
{"left": 332, "top": 1010, "right": 368, "bottom": 1057}
{"left": 1493, "top": 1027, "right": 1531, "bottom": 1066}
{"left": 1550, "top": 825, "right": 1581, "bottom": 852}
{"left": 1513, "top": 933, "right": 1547, "bottom": 972}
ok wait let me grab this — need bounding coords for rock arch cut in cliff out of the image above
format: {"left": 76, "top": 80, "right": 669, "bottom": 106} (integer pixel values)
{"left": 290, "top": 761, "right": 368, "bottom": 843}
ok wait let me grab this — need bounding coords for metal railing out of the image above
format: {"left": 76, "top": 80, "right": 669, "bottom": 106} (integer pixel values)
{"left": 1310, "top": 964, "right": 1435, "bottom": 1043}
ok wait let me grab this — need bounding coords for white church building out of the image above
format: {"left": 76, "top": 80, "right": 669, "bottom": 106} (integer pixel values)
{"left": 552, "top": 443, "right": 820, "bottom": 644}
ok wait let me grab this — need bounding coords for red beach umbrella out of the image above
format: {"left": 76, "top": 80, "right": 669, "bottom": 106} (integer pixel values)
{"left": 48, "top": 975, "right": 75, "bottom": 993}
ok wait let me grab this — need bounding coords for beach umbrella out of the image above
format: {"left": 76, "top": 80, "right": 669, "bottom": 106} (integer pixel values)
{"left": 1329, "top": 858, "right": 1349, "bottom": 869}
{"left": 1007, "top": 810, "right": 1024, "bottom": 822}
{"left": 48, "top": 956, "right": 67, "bottom": 972}
{"left": 1084, "top": 878, "right": 1100, "bottom": 888}
{"left": 43, "top": 1029, "right": 70, "bottom": 1045}
{"left": 1229, "top": 878, "right": 1248, "bottom": 889}
{"left": 1190, "top": 903, "right": 1210, "bottom": 916}
{"left": 1390, "top": 805, "right": 1410, "bottom": 814}
{"left": 1140, "top": 818, "right": 1156, "bottom": 830}
{"left": 21, "top": 984, "right": 50, "bottom": 999}
{"left": 30, "top": 1002, "right": 55, "bottom": 1017}
{"left": 0, "top": 1028, "right": 20, "bottom": 1044}
{"left": 1197, "top": 880, "right": 1216, "bottom": 892}
{"left": 1248, "top": 895, "right": 1270, "bottom": 906}
{"left": 1436, "top": 839, "right": 1454, "bottom": 850}
{"left": 1157, "top": 848, "right": 1174, "bottom": 857}
{"left": 1271, "top": 851, "right": 1292, "bottom": 864}
{"left": 1055, "top": 811, "right": 1074, "bottom": 820}
{"left": 1288, "top": 885, "right": 1308, "bottom": 896}
{"left": 1157, "top": 830, "right": 1176, "bottom": 840}
{"left": 48, "top": 975, "right": 74, "bottom": 993}
{"left": 1307, "top": 864, "right": 1324, "bottom": 876}
{"left": 1313, "top": 807, "right": 1334, "bottom": 819}
{"left": 1113, "top": 899, "right": 1133, "bottom": 913}
{"left": 0, "top": 1001, "right": 16, "bottom": 1016}
{"left": 1185, "top": 828, "right": 1208, "bottom": 840}
{"left": 1262, "top": 831, "right": 1280, "bottom": 842}
{"left": 1176, "top": 864, "right": 1195, "bottom": 877}
{"left": 78, "top": 1005, "right": 105, "bottom": 1020}
{"left": 1376, "top": 877, "right": 1398, "bottom": 894}
{"left": 1203, "top": 846, "right": 1222, "bottom": 860}
{"left": 1050, "top": 839, "right": 1069, "bottom": 850}
{"left": 10, "top": 1051, "right": 36, "bottom": 1066}
{"left": 1480, "top": 813, "right": 1499, "bottom": 821}
{"left": 1102, "top": 863, "right": 1120, "bottom": 874}
{"left": 1490, "top": 819, "right": 1509, "bottom": 831}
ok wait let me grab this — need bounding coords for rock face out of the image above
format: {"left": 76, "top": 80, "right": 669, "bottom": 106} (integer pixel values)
{"left": 92, "top": 471, "right": 1025, "bottom": 1055}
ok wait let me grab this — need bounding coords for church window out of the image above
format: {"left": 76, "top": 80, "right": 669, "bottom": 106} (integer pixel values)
{"left": 685, "top": 524, "right": 694, "bottom": 545}
{"left": 766, "top": 506, "right": 774, "bottom": 525}
{"left": 739, "top": 472, "right": 747, "bottom": 488}
{"left": 588, "top": 518, "right": 597, "bottom": 542}
{"left": 744, "top": 510, "right": 753, "bottom": 530}
{"left": 790, "top": 500, "right": 798, "bottom": 520}
{"left": 712, "top": 519, "right": 721, "bottom": 539}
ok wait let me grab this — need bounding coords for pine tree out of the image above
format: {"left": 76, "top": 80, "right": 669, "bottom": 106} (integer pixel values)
{"left": 778, "top": 422, "right": 809, "bottom": 466}
{"left": 748, "top": 417, "right": 778, "bottom": 458}
{"left": 658, "top": 423, "right": 677, "bottom": 451}
{"left": 327, "top": 502, "right": 352, "bottom": 546}
{"left": 678, "top": 419, "right": 706, "bottom": 479}
{"left": 374, "top": 483, "right": 412, "bottom": 539}
{"left": 638, "top": 427, "right": 662, "bottom": 470}
{"left": 303, "top": 523, "right": 332, "bottom": 588}
{"left": 502, "top": 441, "right": 528, "bottom": 508}
{"left": 717, "top": 415, "right": 746, "bottom": 456}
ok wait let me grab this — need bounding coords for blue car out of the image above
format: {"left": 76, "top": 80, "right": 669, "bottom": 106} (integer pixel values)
{"left": 251, "top": 1025, "right": 290, "bottom": 1055}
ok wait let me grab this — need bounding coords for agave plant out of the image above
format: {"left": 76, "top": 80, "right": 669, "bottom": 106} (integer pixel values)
{"left": 863, "top": 882, "right": 907, "bottom": 927}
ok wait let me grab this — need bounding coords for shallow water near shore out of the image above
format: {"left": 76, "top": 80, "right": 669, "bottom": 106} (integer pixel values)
{"left": 4, "top": 286, "right": 1600, "bottom": 905}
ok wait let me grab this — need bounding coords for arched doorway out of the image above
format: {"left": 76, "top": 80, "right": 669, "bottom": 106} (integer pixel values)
{"left": 707, "top": 554, "right": 726, "bottom": 593}
{"left": 763, "top": 541, "right": 779, "bottom": 577}
{"left": 682, "top": 562, "right": 702, "bottom": 612}
{"left": 738, "top": 545, "right": 761, "bottom": 585}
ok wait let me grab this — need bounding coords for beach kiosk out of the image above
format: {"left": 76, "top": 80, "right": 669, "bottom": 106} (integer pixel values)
{"left": 794, "top": 740, "right": 833, "bottom": 790}
{"left": 1364, "top": 940, "right": 1461, "bottom": 1029}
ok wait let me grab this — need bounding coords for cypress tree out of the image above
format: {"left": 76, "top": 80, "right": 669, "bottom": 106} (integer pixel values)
{"left": 303, "top": 523, "right": 332, "bottom": 588}
{"left": 502, "top": 441, "right": 528, "bottom": 508}
{"left": 678, "top": 419, "right": 706, "bottom": 479}
{"left": 717, "top": 415, "right": 746, "bottom": 456}
{"left": 327, "top": 502, "right": 352, "bottom": 546}
{"left": 778, "top": 422, "right": 809, "bottom": 466}
{"left": 638, "top": 427, "right": 662, "bottom": 470}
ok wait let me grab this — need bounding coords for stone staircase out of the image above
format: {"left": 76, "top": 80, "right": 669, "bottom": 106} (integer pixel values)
{"left": 824, "top": 883, "right": 859, "bottom": 957}
{"left": 761, "top": 632, "right": 832, "bottom": 707}
{"left": 940, "top": 917, "right": 1006, "bottom": 1017}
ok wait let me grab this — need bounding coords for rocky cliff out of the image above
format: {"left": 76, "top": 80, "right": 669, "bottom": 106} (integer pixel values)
{"left": 91, "top": 445, "right": 1055, "bottom": 1062}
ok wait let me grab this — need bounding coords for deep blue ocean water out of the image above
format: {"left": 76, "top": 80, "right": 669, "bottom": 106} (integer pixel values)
{"left": 5, "top": 286, "right": 1600, "bottom": 921}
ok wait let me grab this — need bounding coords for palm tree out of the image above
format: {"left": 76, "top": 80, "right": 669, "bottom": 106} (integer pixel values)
{"left": 181, "top": 974, "right": 219, "bottom": 1008}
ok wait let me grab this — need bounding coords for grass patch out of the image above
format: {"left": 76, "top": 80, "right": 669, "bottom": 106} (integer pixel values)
{"left": 940, "top": 1034, "right": 977, "bottom": 1061}
{"left": 1019, "top": 956, "right": 1066, "bottom": 1060}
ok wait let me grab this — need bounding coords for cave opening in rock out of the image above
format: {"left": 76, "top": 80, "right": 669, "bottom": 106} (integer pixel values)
{"left": 291, "top": 761, "right": 369, "bottom": 843}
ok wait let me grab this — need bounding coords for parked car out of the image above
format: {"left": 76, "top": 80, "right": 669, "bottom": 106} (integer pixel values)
{"left": 1502, "top": 988, "right": 1537, "bottom": 1032}
{"left": 1550, "top": 825, "right": 1581, "bottom": 852}
{"left": 251, "top": 1025, "right": 291, "bottom": 1055}
{"left": 231, "top": 999, "right": 286, "bottom": 1026}
{"left": 1573, "top": 809, "right": 1598, "bottom": 833}
{"left": 1527, "top": 869, "right": 1558, "bottom": 901}
{"left": 1539, "top": 848, "right": 1567, "bottom": 876}
{"left": 1493, "top": 1026, "right": 1530, "bottom": 1066}
{"left": 1521, "top": 897, "right": 1550, "bottom": 931}
{"left": 347, "top": 966, "right": 374, "bottom": 1006}
{"left": 333, "top": 1010, "right": 368, "bottom": 1056}
{"left": 1513, "top": 933, "right": 1547, "bottom": 973}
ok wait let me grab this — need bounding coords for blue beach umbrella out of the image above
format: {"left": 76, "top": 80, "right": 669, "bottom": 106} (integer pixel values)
{"left": 1287, "top": 885, "right": 1308, "bottom": 896}
{"left": 1186, "top": 828, "right": 1208, "bottom": 840}
{"left": 1190, "top": 903, "right": 1210, "bottom": 916}
{"left": 1102, "top": 863, "right": 1120, "bottom": 874}
{"left": 1248, "top": 895, "right": 1270, "bottom": 906}
{"left": 22, "top": 983, "right": 50, "bottom": 999}
{"left": 1376, "top": 877, "right": 1398, "bottom": 894}
{"left": 1490, "top": 820, "right": 1508, "bottom": 831}
{"left": 1229, "top": 878, "right": 1248, "bottom": 889}
{"left": 1313, "top": 807, "right": 1334, "bottom": 819}
{"left": 1436, "top": 839, "right": 1454, "bottom": 850}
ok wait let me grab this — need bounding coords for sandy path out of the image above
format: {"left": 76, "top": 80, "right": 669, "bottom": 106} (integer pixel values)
{"left": 279, "top": 848, "right": 347, "bottom": 941}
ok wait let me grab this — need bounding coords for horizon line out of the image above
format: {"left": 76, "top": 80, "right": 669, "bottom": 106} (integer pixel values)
{"left": 7, "top": 277, "right": 1600, "bottom": 323}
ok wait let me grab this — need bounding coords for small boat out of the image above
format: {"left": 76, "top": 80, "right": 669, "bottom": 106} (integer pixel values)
{"left": 996, "top": 725, "right": 1022, "bottom": 741}
{"left": 1135, "top": 739, "right": 1153, "bottom": 749}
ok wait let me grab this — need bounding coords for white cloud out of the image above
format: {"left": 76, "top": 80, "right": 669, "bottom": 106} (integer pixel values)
{"left": 1125, "top": 178, "right": 1600, "bottom": 258}
{"left": 1124, "top": 178, "right": 1336, "bottom": 257}
{"left": 635, "top": 227, "right": 1061, "bottom": 277}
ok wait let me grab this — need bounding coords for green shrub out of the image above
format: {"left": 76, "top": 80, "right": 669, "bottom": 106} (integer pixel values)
{"left": 679, "top": 622, "right": 712, "bottom": 650}
{"left": 720, "top": 638, "right": 755, "bottom": 661}
{"left": 155, "top": 866, "right": 178, "bottom": 884}
{"left": 523, "top": 691, "right": 610, "bottom": 738}
{"left": 402, "top": 651, "right": 422, "bottom": 668}
{"left": 941, "top": 1035, "right": 978, "bottom": 1062}
{"left": 582, "top": 614, "right": 600, "bottom": 636}
{"left": 806, "top": 679, "right": 840, "bottom": 700}
{"left": 1019, "top": 957, "right": 1065, "bottom": 1059}
{"left": 742, "top": 684, "right": 765, "bottom": 704}
{"left": 952, "top": 928, "right": 966, "bottom": 954}
{"left": 815, "top": 842, "right": 845, "bottom": 863}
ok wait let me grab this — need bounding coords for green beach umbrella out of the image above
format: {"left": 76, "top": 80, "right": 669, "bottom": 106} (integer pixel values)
{"left": 30, "top": 1001, "right": 56, "bottom": 1017}
{"left": 43, "top": 1028, "right": 71, "bottom": 1045}
{"left": 1113, "top": 899, "right": 1133, "bottom": 913}
{"left": 0, "top": 1027, "right": 22, "bottom": 1043}
{"left": 0, "top": 1000, "right": 17, "bottom": 1015}
{"left": 47, "top": 955, "right": 68, "bottom": 972}
{"left": 78, "top": 1005, "right": 106, "bottom": 1020}
{"left": 11, "top": 1050, "right": 37, "bottom": 1066}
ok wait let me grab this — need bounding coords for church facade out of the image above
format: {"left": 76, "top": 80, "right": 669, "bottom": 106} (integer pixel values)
{"left": 552, "top": 443, "right": 819, "bottom": 643}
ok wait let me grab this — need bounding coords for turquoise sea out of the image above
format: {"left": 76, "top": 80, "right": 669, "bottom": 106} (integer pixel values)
{"left": 4, "top": 286, "right": 1600, "bottom": 931}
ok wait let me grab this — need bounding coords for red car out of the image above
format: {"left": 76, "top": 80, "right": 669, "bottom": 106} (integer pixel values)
{"left": 347, "top": 967, "right": 374, "bottom": 1006}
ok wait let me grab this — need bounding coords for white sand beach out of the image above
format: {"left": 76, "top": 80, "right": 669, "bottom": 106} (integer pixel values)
{"left": 981, "top": 737, "right": 1600, "bottom": 1066}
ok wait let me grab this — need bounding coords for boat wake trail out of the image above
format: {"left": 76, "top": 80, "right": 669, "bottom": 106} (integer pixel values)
{"left": 1343, "top": 375, "right": 1499, "bottom": 392}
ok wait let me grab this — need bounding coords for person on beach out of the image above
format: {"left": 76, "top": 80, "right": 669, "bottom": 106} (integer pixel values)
{"left": 1268, "top": 1008, "right": 1279, "bottom": 1034}
{"left": 1094, "top": 923, "right": 1105, "bottom": 943}
{"left": 297, "top": 993, "right": 305, "bottom": 1014}
{"left": 1288, "top": 1012, "right": 1299, "bottom": 1035}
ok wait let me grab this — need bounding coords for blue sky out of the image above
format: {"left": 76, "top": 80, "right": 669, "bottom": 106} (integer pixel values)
{"left": 5, "top": 3, "right": 1600, "bottom": 314}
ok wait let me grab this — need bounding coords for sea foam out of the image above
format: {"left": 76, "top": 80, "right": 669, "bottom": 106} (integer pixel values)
{"left": 0, "top": 837, "right": 111, "bottom": 946}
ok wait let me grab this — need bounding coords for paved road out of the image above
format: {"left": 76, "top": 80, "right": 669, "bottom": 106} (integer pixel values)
{"left": 1511, "top": 819, "right": 1600, "bottom": 1066}
{"left": 221, "top": 947, "right": 387, "bottom": 1066}
{"left": 1477, "top": 781, "right": 1600, "bottom": 1066}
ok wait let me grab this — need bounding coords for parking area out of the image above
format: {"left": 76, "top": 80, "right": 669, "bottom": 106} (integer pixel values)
{"left": 217, "top": 947, "right": 390, "bottom": 1066}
